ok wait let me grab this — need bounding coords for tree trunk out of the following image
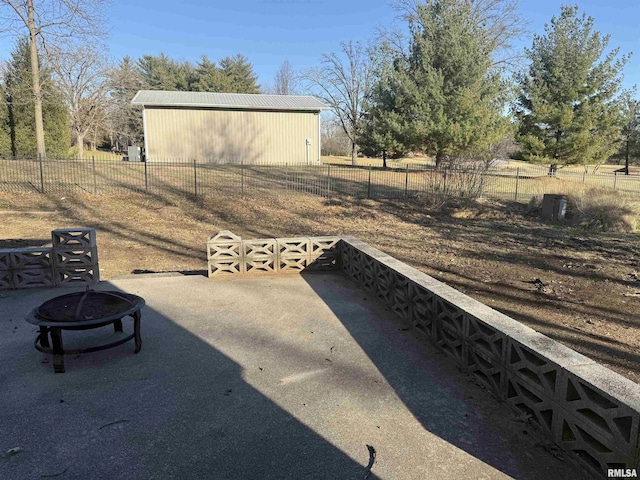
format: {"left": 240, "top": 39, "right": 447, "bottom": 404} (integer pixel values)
{"left": 435, "top": 151, "right": 446, "bottom": 168}
{"left": 351, "top": 142, "right": 358, "bottom": 166}
{"left": 27, "top": 0, "right": 46, "bottom": 160}
{"left": 382, "top": 150, "right": 387, "bottom": 169}
{"left": 77, "top": 132, "right": 84, "bottom": 160}
{"left": 548, "top": 164, "right": 558, "bottom": 176}
{"left": 625, "top": 139, "right": 630, "bottom": 175}
{"left": 7, "top": 95, "right": 16, "bottom": 157}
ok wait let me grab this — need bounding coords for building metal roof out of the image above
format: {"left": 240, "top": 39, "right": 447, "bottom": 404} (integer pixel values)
{"left": 131, "top": 90, "right": 329, "bottom": 111}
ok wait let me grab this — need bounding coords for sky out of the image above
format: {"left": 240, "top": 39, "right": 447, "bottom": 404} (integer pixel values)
{"left": 2, "top": 0, "right": 640, "bottom": 91}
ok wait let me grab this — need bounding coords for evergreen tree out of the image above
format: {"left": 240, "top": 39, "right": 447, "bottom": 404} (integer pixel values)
{"left": 1, "top": 37, "right": 69, "bottom": 158}
{"left": 192, "top": 55, "right": 231, "bottom": 92}
{"left": 610, "top": 98, "right": 640, "bottom": 173}
{"left": 192, "top": 55, "right": 217, "bottom": 91}
{"left": 515, "top": 5, "right": 630, "bottom": 171}
{"left": 360, "top": 72, "right": 409, "bottom": 166}
{"left": 0, "top": 81, "right": 11, "bottom": 155}
{"left": 137, "top": 53, "right": 194, "bottom": 91}
{"left": 137, "top": 53, "right": 259, "bottom": 94}
{"left": 218, "top": 54, "right": 260, "bottom": 94}
{"left": 374, "top": 0, "right": 509, "bottom": 167}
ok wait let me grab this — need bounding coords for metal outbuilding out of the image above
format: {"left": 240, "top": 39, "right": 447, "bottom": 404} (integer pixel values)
{"left": 131, "top": 90, "right": 329, "bottom": 163}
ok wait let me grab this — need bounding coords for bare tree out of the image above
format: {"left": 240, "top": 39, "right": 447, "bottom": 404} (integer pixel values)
{"left": 301, "top": 41, "right": 375, "bottom": 165}
{"left": 321, "top": 115, "right": 351, "bottom": 156}
{"left": 48, "top": 44, "right": 109, "bottom": 159}
{"left": 273, "top": 60, "right": 298, "bottom": 95}
{"left": 0, "top": 0, "right": 108, "bottom": 159}
{"left": 107, "top": 56, "right": 144, "bottom": 151}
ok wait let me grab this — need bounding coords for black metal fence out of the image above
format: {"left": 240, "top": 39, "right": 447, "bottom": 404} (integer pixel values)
{"left": 1, "top": 157, "right": 638, "bottom": 202}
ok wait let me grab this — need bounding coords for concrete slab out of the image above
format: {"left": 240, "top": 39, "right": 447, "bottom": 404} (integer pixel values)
{"left": 0, "top": 273, "right": 589, "bottom": 479}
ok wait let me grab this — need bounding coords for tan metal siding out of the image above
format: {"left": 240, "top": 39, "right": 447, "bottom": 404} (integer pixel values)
{"left": 144, "top": 108, "right": 320, "bottom": 164}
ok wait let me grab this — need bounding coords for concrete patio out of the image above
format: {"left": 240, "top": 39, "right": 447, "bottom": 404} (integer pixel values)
{"left": 1, "top": 272, "right": 587, "bottom": 479}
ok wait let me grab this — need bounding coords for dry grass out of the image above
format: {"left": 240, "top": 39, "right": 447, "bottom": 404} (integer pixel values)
{"left": 321, "top": 155, "right": 434, "bottom": 169}
{"left": 324, "top": 155, "right": 632, "bottom": 176}
{"left": 569, "top": 190, "right": 639, "bottom": 233}
{"left": 527, "top": 188, "right": 640, "bottom": 233}
{"left": 1, "top": 189, "right": 639, "bottom": 384}
{"left": 2, "top": 158, "right": 639, "bottom": 207}
{"left": 65, "top": 149, "right": 122, "bottom": 161}
{"left": 504, "top": 159, "right": 632, "bottom": 174}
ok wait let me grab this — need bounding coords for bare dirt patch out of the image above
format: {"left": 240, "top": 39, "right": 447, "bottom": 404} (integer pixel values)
{"left": 1, "top": 190, "right": 639, "bottom": 383}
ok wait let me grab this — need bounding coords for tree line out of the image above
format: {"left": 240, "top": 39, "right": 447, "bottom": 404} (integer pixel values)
{"left": 304, "top": 1, "right": 639, "bottom": 174}
{"left": 0, "top": 0, "right": 266, "bottom": 159}
{"left": 0, "top": 0, "right": 638, "bottom": 173}
{"left": 0, "top": 46, "right": 262, "bottom": 158}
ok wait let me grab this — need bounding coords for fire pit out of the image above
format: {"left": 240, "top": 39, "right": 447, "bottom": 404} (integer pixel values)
{"left": 25, "top": 290, "right": 145, "bottom": 373}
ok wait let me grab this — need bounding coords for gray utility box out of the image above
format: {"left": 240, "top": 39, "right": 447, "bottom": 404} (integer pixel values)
{"left": 127, "top": 146, "right": 144, "bottom": 162}
{"left": 541, "top": 194, "right": 567, "bottom": 221}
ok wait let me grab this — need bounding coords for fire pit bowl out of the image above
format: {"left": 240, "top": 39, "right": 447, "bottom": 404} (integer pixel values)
{"left": 25, "top": 290, "right": 145, "bottom": 373}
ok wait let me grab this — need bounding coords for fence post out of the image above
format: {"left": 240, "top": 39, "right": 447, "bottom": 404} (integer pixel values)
{"left": 582, "top": 170, "right": 586, "bottom": 184}
{"left": 442, "top": 169, "right": 448, "bottom": 196}
{"left": 514, "top": 167, "right": 520, "bottom": 201}
{"left": 404, "top": 164, "right": 409, "bottom": 199}
{"left": 614, "top": 172, "right": 618, "bottom": 190}
{"left": 327, "top": 164, "right": 331, "bottom": 200}
{"left": 38, "top": 153, "right": 44, "bottom": 193}
{"left": 92, "top": 156, "right": 97, "bottom": 194}
{"left": 367, "top": 165, "right": 372, "bottom": 199}
{"left": 144, "top": 159, "right": 148, "bottom": 193}
{"left": 193, "top": 159, "right": 198, "bottom": 197}
{"left": 241, "top": 161, "right": 245, "bottom": 195}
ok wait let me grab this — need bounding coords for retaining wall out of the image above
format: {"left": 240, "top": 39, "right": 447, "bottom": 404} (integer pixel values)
{"left": 0, "top": 228, "right": 99, "bottom": 290}
{"left": 208, "top": 231, "right": 640, "bottom": 478}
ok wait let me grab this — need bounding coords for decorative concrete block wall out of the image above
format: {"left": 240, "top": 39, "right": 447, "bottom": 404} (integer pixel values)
{"left": 0, "top": 228, "right": 99, "bottom": 290}
{"left": 207, "top": 231, "right": 340, "bottom": 276}
{"left": 51, "top": 228, "right": 99, "bottom": 286}
{"left": 338, "top": 236, "right": 640, "bottom": 479}
{"left": 206, "top": 231, "right": 639, "bottom": 477}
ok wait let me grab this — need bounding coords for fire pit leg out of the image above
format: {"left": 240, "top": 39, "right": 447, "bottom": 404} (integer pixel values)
{"left": 133, "top": 311, "right": 142, "bottom": 354}
{"left": 50, "top": 328, "right": 65, "bottom": 373}
{"left": 114, "top": 319, "right": 123, "bottom": 333}
{"left": 39, "top": 326, "right": 50, "bottom": 348}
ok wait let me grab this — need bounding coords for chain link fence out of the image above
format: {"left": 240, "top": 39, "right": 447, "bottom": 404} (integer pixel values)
{"left": 1, "top": 157, "right": 638, "bottom": 202}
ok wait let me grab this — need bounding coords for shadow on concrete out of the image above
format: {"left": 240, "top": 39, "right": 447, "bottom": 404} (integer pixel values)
{"left": 299, "top": 272, "right": 588, "bottom": 480}
{"left": 130, "top": 268, "right": 208, "bottom": 277}
{"left": 0, "top": 280, "right": 380, "bottom": 480}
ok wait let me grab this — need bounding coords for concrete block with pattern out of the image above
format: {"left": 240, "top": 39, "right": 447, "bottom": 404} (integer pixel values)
{"left": 51, "top": 228, "right": 96, "bottom": 249}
